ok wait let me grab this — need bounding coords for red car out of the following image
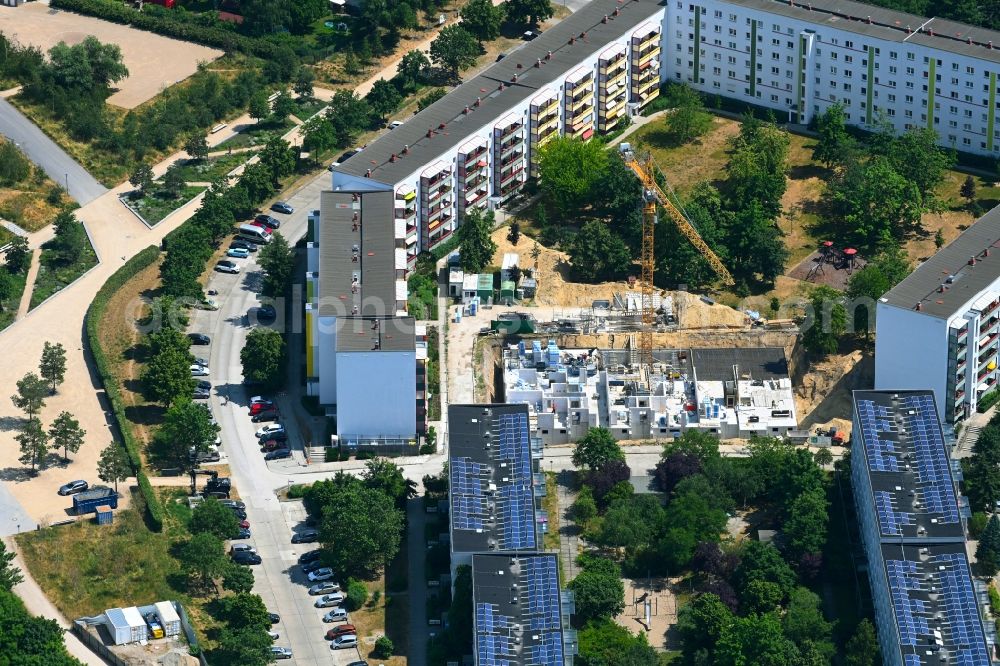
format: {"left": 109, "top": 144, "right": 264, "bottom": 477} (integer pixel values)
{"left": 262, "top": 439, "right": 285, "bottom": 452}
{"left": 250, "top": 401, "right": 275, "bottom": 415}
{"left": 239, "top": 519, "right": 250, "bottom": 529}
{"left": 325, "top": 624, "right": 357, "bottom": 641}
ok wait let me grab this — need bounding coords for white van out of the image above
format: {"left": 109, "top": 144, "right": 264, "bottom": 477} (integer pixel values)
{"left": 238, "top": 223, "right": 271, "bottom": 244}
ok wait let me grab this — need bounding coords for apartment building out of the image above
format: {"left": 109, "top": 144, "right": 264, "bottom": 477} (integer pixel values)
{"left": 875, "top": 206, "right": 1000, "bottom": 425}
{"left": 850, "top": 390, "right": 994, "bottom": 666}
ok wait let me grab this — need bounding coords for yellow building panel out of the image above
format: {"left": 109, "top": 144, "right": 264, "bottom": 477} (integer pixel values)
{"left": 305, "top": 311, "right": 315, "bottom": 377}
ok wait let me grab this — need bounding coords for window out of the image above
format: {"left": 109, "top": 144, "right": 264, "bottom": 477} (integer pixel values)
{"left": 845, "top": 55, "right": 853, "bottom": 63}
{"left": 906, "top": 67, "right": 914, "bottom": 75}
{"left": 905, "top": 81, "right": 913, "bottom": 89}
{"left": 952, "top": 62, "right": 959, "bottom": 71}
{"left": 889, "top": 50, "right": 897, "bottom": 59}
{"left": 831, "top": 51, "right": 838, "bottom": 60}
{"left": 845, "top": 40, "right": 854, "bottom": 48}
{"left": 729, "top": 13, "right": 736, "bottom": 21}
{"left": 889, "top": 66, "right": 897, "bottom": 75}
{"left": 905, "top": 109, "right": 913, "bottom": 118}
{"left": 844, "top": 83, "right": 852, "bottom": 92}
{"left": 728, "top": 55, "right": 736, "bottom": 64}
{"left": 772, "top": 38, "right": 780, "bottom": 46}
{"left": 830, "top": 80, "right": 838, "bottom": 89}
{"left": 905, "top": 94, "right": 913, "bottom": 103}
{"left": 951, "top": 77, "right": 959, "bottom": 85}
{"left": 888, "top": 93, "right": 896, "bottom": 102}
{"left": 967, "top": 66, "right": 975, "bottom": 74}
{"left": 713, "top": 66, "right": 721, "bottom": 75}
{"left": 907, "top": 52, "right": 914, "bottom": 60}
{"left": 714, "top": 9, "right": 721, "bottom": 17}
{"left": 713, "top": 25, "right": 720, "bottom": 33}
{"left": 770, "top": 94, "right": 778, "bottom": 102}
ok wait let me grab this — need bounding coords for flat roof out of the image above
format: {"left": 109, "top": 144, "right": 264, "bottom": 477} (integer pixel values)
{"left": 723, "top": 0, "right": 1000, "bottom": 65}
{"left": 335, "top": 0, "right": 665, "bottom": 185}
{"left": 335, "top": 316, "right": 416, "bottom": 352}
{"left": 881, "top": 205, "right": 1000, "bottom": 319}
{"left": 691, "top": 347, "right": 789, "bottom": 381}
{"left": 449, "top": 404, "right": 540, "bottom": 553}
{"left": 472, "top": 553, "right": 566, "bottom": 666}
{"left": 853, "top": 390, "right": 964, "bottom": 540}
{"left": 878, "top": 542, "right": 991, "bottom": 666}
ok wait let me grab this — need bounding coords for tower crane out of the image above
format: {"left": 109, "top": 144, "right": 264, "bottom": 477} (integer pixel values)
{"left": 618, "top": 143, "right": 735, "bottom": 369}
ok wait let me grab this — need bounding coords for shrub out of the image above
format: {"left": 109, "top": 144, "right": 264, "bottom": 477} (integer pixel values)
{"left": 373, "top": 636, "right": 394, "bottom": 658}
{"left": 346, "top": 578, "right": 368, "bottom": 610}
{"left": 979, "top": 389, "right": 1000, "bottom": 413}
{"left": 286, "top": 484, "right": 309, "bottom": 499}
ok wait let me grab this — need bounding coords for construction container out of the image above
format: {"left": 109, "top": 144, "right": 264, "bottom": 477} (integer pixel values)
{"left": 105, "top": 607, "right": 147, "bottom": 645}
{"left": 469, "top": 300, "right": 478, "bottom": 316}
{"left": 154, "top": 601, "right": 181, "bottom": 637}
{"left": 500, "top": 280, "right": 516, "bottom": 304}
{"left": 547, "top": 340, "right": 559, "bottom": 369}
{"left": 94, "top": 505, "right": 113, "bottom": 525}
{"left": 73, "top": 487, "right": 118, "bottom": 515}
{"left": 477, "top": 274, "right": 493, "bottom": 302}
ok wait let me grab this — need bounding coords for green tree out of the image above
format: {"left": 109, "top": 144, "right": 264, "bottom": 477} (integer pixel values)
{"left": 568, "top": 220, "right": 633, "bottom": 282}
{"left": 248, "top": 90, "right": 270, "bottom": 123}
{"left": 784, "top": 487, "right": 829, "bottom": 558}
{"left": 802, "top": 285, "right": 845, "bottom": 358}
{"left": 48, "top": 411, "right": 84, "bottom": 462}
{"left": 734, "top": 541, "right": 796, "bottom": 600}
{"left": 961, "top": 456, "right": 1000, "bottom": 513}
{"left": 662, "top": 84, "right": 713, "bottom": 145}
{"left": 0, "top": 270, "right": 19, "bottom": 310}
{"left": 222, "top": 563, "right": 255, "bottom": 594}
{"left": 460, "top": 0, "right": 505, "bottom": 42}
{"left": 154, "top": 400, "right": 220, "bottom": 468}
{"left": 184, "top": 133, "right": 209, "bottom": 161}
{"left": 301, "top": 115, "right": 337, "bottom": 157}
{"left": 935, "top": 228, "right": 945, "bottom": 249}
{"left": 961, "top": 175, "right": 978, "bottom": 204}
{"left": 977, "top": 514, "right": 1000, "bottom": 577}
{"left": 783, "top": 587, "right": 835, "bottom": 660}
{"left": 271, "top": 90, "right": 296, "bottom": 120}
{"left": 397, "top": 50, "right": 431, "bottom": 91}
{"left": 259, "top": 137, "right": 295, "bottom": 185}
{"left": 504, "top": 0, "right": 553, "bottom": 26}
{"left": 813, "top": 448, "right": 834, "bottom": 467}
{"left": 346, "top": 578, "right": 369, "bottom": 610}
{"left": 190, "top": 499, "right": 240, "bottom": 541}
{"left": 97, "top": 442, "right": 131, "bottom": 493}
{"left": 5, "top": 235, "right": 30, "bottom": 273}
{"left": 825, "top": 157, "right": 923, "bottom": 249}
{"left": 596, "top": 495, "right": 664, "bottom": 554}
{"left": 0, "top": 141, "right": 30, "bottom": 186}
{"left": 0, "top": 540, "right": 23, "bottom": 592}
{"left": 456, "top": 207, "right": 497, "bottom": 273}
{"left": 318, "top": 483, "right": 404, "bottom": 577}
{"left": 258, "top": 231, "right": 294, "bottom": 298}
{"left": 294, "top": 65, "right": 315, "bottom": 99}
{"left": 716, "top": 612, "right": 799, "bottom": 666}
{"left": 577, "top": 619, "right": 659, "bottom": 666}
{"left": 429, "top": 25, "right": 480, "bottom": 80}
{"left": 162, "top": 167, "right": 185, "bottom": 199}
{"left": 141, "top": 344, "right": 195, "bottom": 407}
{"left": 568, "top": 556, "right": 625, "bottom": 624}
{"left": 129, "top": 163, "right": 153, "bottom": 195}
{"left": 0, "top": 589, "right": 82, "bottom": 665}
{"left": 180, "top": 532, "right": 226, "bottom": 592}
{"left": 571, "top": 486, "right": 598, "bottom": 524}
{"left": 811, "top": 103, "right": 855, "bottom": 167}
{"left": 845, "top": 245, "right": 912, "bottom": 337}
{"left": 50, "top": 210, "right": 87, "bottom": 265}
{"left": 366, "top": 78, "right": 402, "bottom": 122}
{"left": 216, "top": 626, "right": 273, "bottom": 665}
{"left": 677, "top": 593, "right": 733, "bottom": 656}
{"left": 39, "top": 341, "right": 66, "bottom": 394}
{"left": 225, "top": 592, "right": 271, "bottom": 630}
{"left": 362, "top": 458, "right": 417, "bottom": 509}
{"left": 343, "top": 49, "right": 361, "bottom": 77}
{"left": 537, "top": 137, "right": 609, "bottom": 217}
{"left": 373, "top": 635, "right": 394, "bottom": 659}
{"left": 16, "top": 418, "right": 48, "bottom": 473}
{"left": 743, "top": 579, "right": 783, "bottom": 614}
{"left": 11, "top": 372, "right": 47, "bottom": 420}
{"left": 241, "top": 328, "right": 287, "bottom": 390}
{"left": 507, "top": 222, "right": 521, "bottom": 246}
{"left": 719, "top": 200, "right": 788, "bottom": 290}
{"left": 877, "top": 126, "right": 955, "bottom": 201}
{"left": 725, "top": 117, "right": 789, "bottom": 220}
{"left": 572, "top": 427, "right": 624, "bottom": 470}
{"left": 845, "top": 619, "right": 879, "bottom": 666}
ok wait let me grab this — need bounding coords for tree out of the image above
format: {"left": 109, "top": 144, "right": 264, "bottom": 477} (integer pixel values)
{"left": 568, "top": 556, "right": 625, "bottom": 624}
{"left": 716, "top": 612, "right": 799, "bottom": 666}
{"left": 258, "top": 231, "right": 294, "bottom": 298}
{"left": 505, "top": 0, "right": 553, "bottom": 26}
{"left": 241, "top": 329, "right": 287, "bottom": 390}
{"left": 154, "top": 400, "right": 220, "bottom": 468}
{"left": 0, "top": 589, "right": 82, "bottom": 665}
{"left": 318, "top": 484, "right": 404, "bottom": 576}
{"left": 782, "top": 587, "right": 835, "bottom": 661}
{"left": 460, "top": 0, "right": 505, "bottom": 42}
{"left": 184, "top": 133, "right": 209, "bottom": 161}
{"left": 571, "top": 486, "right": 598, "bottom": 524}
{"left": 802, "top": 285, "right": 845, "bottom": 357}
{"left": 507, "top": 222, "right": 521, "bottom": 246}
{"left": 877, "top": 126, "right": 955, "bottom": 201}
{"left": 725, "top": 117, "right": 789, "bottom": 220}
{"left": 258, "top": 137, "right": 295, "bottom": 185}
{"left": 813, "top": 448, "right": 833, "bottom": 467}
{"left": 397, "top": 50, "right": 430, "bottom": 90}
{"left": 811, "top": 103, "right": 855, "bottom": 167}
{"left": 222, "top": 563, "right": 255, "bottom": 594}
{"left": 0, "top": 141, "right": 30, "bottom": 186}
{"left": 39, "top": 341, "right": 66, "bottom": 394}
{"left": 572, "top": 427, "right": 624, "bottom": 470}
{"left": 343, "top": 49, "right": 361, "bottom": 77}
{"left": 825, "top": 157, "right": 923, "bottom": 249}
{"left": 845, "top": 245, "right": 912, "bottom": 336}
{"left": 48, "top": 411, "right": 84, "bottom": 462}
{"left": 596, "top": 495, "right": 664, "bottom": 554}
{"left": 734, "top": 541, "right": 796, "bottom": 600}
{"left": 677, "top": 593, "right": 733, "bottom": 658}
{"left": 0, "top": 541, "right": 23, "bottom": 592}
{"left": 225, "top": 592, "right": 271, "bottom": 630}
{"left": 662, "top": 84, "right": 712, "bottom": 145}
{"left": 363, "top": 458, "right": 417, "bottom": 509}
{"left": 50, "top": 211, "right": 87, "bottom": 265}
{"left": 271, "top": 90, "right": 296, "bottom": 120}
{"left": 373, "top": 636, "right": 394, "bottom": 659}
{"left": 5, "top": 235, "right": 29, "bottom": 273}
{"left": 784, "top": 487, "right": 829, "bottom": 559}
{"left": 161, "top": 167, "right": 185, "bottom": 199}
{"left": 180, "top": 533, "right": 226, "bottom": 591}
{"left": 16, "top": 418, "right": 48, "bottom": 473}
{"left": 367, "top": 78, "right": 402, "bottom": 122}
{"left": 456, "top": 207, "right": 497, "bottom": 273}
{"left": 129, "top": 163, "right": 153, "bottom": 194}
{"left": 216, "top": 626, "right": 273, "bottom": 665}
{"left": 248, "top": 90, "right": 270, "bottom": 123}
{"left": 935, "top": 228, "right": 945, "bottom": 249}
{"left": 961, "top": 456, "right": 1000, "bottom": 513}
{"left": 0, "top": 271, "right": 13, "bottom": 311}
{"left": 537, "top": 137, "right": 609, "bottom": 217}
{"left": 190, "top": 499, "right": 240, "bottom": 541}
{"left": 301, "top": 115, "right": 337, "bottom": 157}
{"left": 345, "top": 578, "right": 369, "bottom": 610}
{"left": 11, "top": 372, "right": 47, "bottom": 420}
{"left": 568, "top": 220, "right": 633, "bottom": 282}
{"left": 962, "top": 174, "right": 978, "bottom": 204}
{"left": 429, "top": 25, "right": 480, "bottom": 80}
{"left": 845, "top": 619, "right": 879, "bottom": 666}
{"left": 977, "top": 514, "right": 1000, "bottom": 577}
{"left": 97, "top": 443, "right": 131, "bottom": 493}
{"left": 577, "top": 619, "right": 659, "bottom": 666}
{"left": 294, "top": 65, "right": 315, "bottom": 99}
{"left": 141, "top": 344, "right": 195, "bottom": 407}
{"left": 587, "top": 459, "right": 631, "bottom": 504}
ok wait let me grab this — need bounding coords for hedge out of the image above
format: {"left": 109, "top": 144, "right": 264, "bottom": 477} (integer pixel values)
{"left": 85, "top": 245, "right": 165, "bottom": 530}
{"left": 978, "top": 388, "right": 1000, "bottom": 414}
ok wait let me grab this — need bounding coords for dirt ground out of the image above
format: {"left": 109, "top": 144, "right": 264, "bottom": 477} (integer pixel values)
{"left": 615, "top": 577, "right": 677, "bottom": 650}
{"left": 0, "top": 4, "right": 221, "bottom": 109}
{"left": 795, "top": 349, "right": 873, "bottom": 434}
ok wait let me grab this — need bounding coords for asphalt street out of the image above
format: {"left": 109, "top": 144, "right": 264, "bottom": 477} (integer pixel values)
{"left": 0, "top": 98, "right": 107, "bottom": 205}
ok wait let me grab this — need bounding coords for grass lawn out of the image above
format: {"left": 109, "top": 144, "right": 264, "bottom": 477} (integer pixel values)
{"left": 347, "top": 538, "right": 409, "bottom": 666}
{"left": 543, "top": 471, "right": 561, "bottom": 551}
{"left": 0, "top": 139, "right": 74, "bottom": 233}
{"left": 29, "top": 236, "right": 98, "bottom": 309}
{"left": 293, "top": 97, "right": 327, "bottom": 121}
{"left": 168, "top": 152, "right": 258, "bottom": 183}
{"left": 219, "top": 118, "right": 296, "bottom": 150}
{"left": 0, "top": 268, "right": 28, "bottom": 331}
{"left": 123, "top": 184, "right": 206, "bottom": 226}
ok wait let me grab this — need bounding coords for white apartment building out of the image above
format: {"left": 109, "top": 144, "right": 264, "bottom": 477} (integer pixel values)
{"left": 875, "top": 206, "right": 1000, "bottom": 425}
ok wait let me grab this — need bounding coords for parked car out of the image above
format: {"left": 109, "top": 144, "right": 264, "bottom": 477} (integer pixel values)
{"left": 262, "top": 438, "right": 287, "bottom": 452}
{"left": 230, "top": 239, "right": 258, "bottom": 253}
{"left": 271, "top": 201, "right": 294, "bottom": 214}
{"left": 215, "top": 260, "right": 240, "bottom": 274}
{"left": 301, "top": 560, "right": 324, "bottom": 575}
{"left": 256, "top": 424, "right": 285, "bottom": 439}
{"left": 239, "top": 519, "right": 250, "bottom": 529}
{"left": 230, "top": 543, "right": 256, "bottom": 555}
{"left": 309, "top": 582, "right": 341, "bottom": 596}
{"left": 144, "top": 612, "right": 164, "bottom": 639}
{"left": 257, "top": 304, "right": 277, "bottom": 322}
{"left": 190, "top": 364, "right": 210, "bottom": 377}
{"left": 196, "top": 380, "right": 211, "bottom": 390}
{"left": 262, "top": 431, "right": 288, "bottom": 445}
{"left": 189, "top": 449, "right": 221, "bottom": 463}
{"left": 237, "top": 527, "right": 251, "bottom": 539}
{"left": 346, "top": 661, "right": 368, "bottom": 666}
{"left": 227, "top": 247, "right": 250, "bottom": 259}
{"left": 250, "top": 395, "right": 270, "bottom": 404}
{"left": 299, "top": 550, "right": 322, "bottom": 565}
{"left": 264, "top": 448, "right": 291, "bottom": 461}
{"left": 322, "top": 608, "right": 348, "bottom": 623}
{"left": 188, "top": 333, "right": 211, "bottom": 345}
{"left": 270, "top": 646, "right": 292, "bottom": 660}
{"left": 292, "top": 529, "right": 319, "bottom": 544}
{"left": 268, "top": 612, "right": 280, "bottom": 624}
{"left": 196, "top": 298, "right": 219, "bottom": 310}
{"left": 228, "top": 507, "right": 248, "bottom": 521}
{"left": 331, "top": 634, "right": 358, "bottom": 650}
{"left": 254, "top": 214, "right": 281, "bottom": 229}
{"left": 220, "top": 500, "right": 245, "bottom": 510}
{"left": 522, "top": 29, "right": 538, "bottom": 40}
{"left": 193, "top": 389, "right": 210, "bottom": 400}
{"left": 387, "top": 121, "right": 403, "bottom": 130}
{"left": 268, "top": 630, "right": 279, "bottom": 641}
{"left": 314, "top": 593, "right": 345, "bottom": 608}
{"left": 58, "top": 480, "right": 89, "bottom": 496}
{"left": 308, "top": 567, "right": 335, "bottom": 582}
{"left": 251, "top": 409, "right": 279, "bottom": 423}
{"left": 249, "top": 400, "right": 275, "bottom": 415}
{"left": 232, "top": 550, "right": 262, "bottom": 565}
{"left": 330, "top": 149, "right": 360, "bottom": 169}
{"left": 325, "top": 624, "right": 357, "bottom": 640}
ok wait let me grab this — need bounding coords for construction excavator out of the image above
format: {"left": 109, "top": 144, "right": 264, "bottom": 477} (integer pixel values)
{"left": 618, "top": 143, "right": 735, "bottom": 369}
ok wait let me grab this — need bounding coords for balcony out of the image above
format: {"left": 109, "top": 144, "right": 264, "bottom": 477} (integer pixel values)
{"left": 499, "top": 165, "right": 524, "bottom": 188}
{"left": 463, "top": 144, "right": 488, "bottom": 161}
{"left": 568, "top": 92, "right": 594, "bottom": 114}
{"left": 466, "top": 188, "right": 488, "bottom": 207}
{"left": 426, "top": 182, "right": 452, "bottom": 203}
{"left": 498, "top": 122, "right": 523, "bottom": 140}
{"left": 981, "top": 331, "right": 999, "bottom": 351}
{"left": 429, "top": 228, "right": 454, "bottom": 248}
{"left": 981, "top": 316, "right": 999, "bottom": 335}
{"left": 501, "top": 150, "right": 524, "bottom": 168}
{"left": 537, "top": 124, "right": 559, "bottom": 145}
{"left": 532, "top": 100, "right": 559, "bottom": 119}
{"left": 465, "top": 173, "right": 487, "bottom": 190}
{"left": 568, "top": 75, "right": 593, "bottom": 94}
{"left": 635, "top": 45, "right": 660, "bottom": 66}
{"left": 636, "top": 32, "right": 659, "bottom": 51}
{"left": 499, "top": 135, "right": 524, "bottom": 156}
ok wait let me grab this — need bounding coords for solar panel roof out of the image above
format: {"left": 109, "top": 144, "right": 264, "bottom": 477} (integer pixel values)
{"left": 473, "top": 553, "right": 566, "bottom": 666}
{"left": 449, "top": 404, "right": 539, "bottom": 553}
{"left": 853, "top": 390, "right": 964, "bottom": 540}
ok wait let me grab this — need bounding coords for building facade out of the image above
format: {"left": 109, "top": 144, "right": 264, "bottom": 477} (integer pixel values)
{"left": 875, "top": 206, "right": 1000, "bottom": 425}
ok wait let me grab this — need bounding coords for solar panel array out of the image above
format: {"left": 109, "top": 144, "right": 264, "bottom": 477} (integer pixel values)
{"left": 855, "top": 394, "right": 961, "bottom": 534}
{"left": 452, "top": 457, "right": 492, "bottom": 532}
{"left": 885, "top": 552, "right": 991, "bottom": 665}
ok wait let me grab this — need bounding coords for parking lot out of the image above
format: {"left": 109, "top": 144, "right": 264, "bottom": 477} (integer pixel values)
{"left": 0, "top": 3, "right": 221, "bottom": 108}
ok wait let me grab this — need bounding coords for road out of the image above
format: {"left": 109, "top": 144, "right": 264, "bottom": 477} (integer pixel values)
{"left": 0, "top": 98, "right": 107, "bottom": 205}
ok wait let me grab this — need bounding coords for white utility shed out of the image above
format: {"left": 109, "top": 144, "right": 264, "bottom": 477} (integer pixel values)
{"left": 104, "top": 607, "right": 147, "bottom": 645}
{"left": 154, "top": 601, "right": 181, "bottom": 637}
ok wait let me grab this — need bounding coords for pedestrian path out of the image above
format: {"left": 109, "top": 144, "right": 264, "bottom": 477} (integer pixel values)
{"left": 15, "top": 247, "right": 40, "bottom": 319}
{"left": 1, "top": 219, "right": 28, "bottom": 236}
